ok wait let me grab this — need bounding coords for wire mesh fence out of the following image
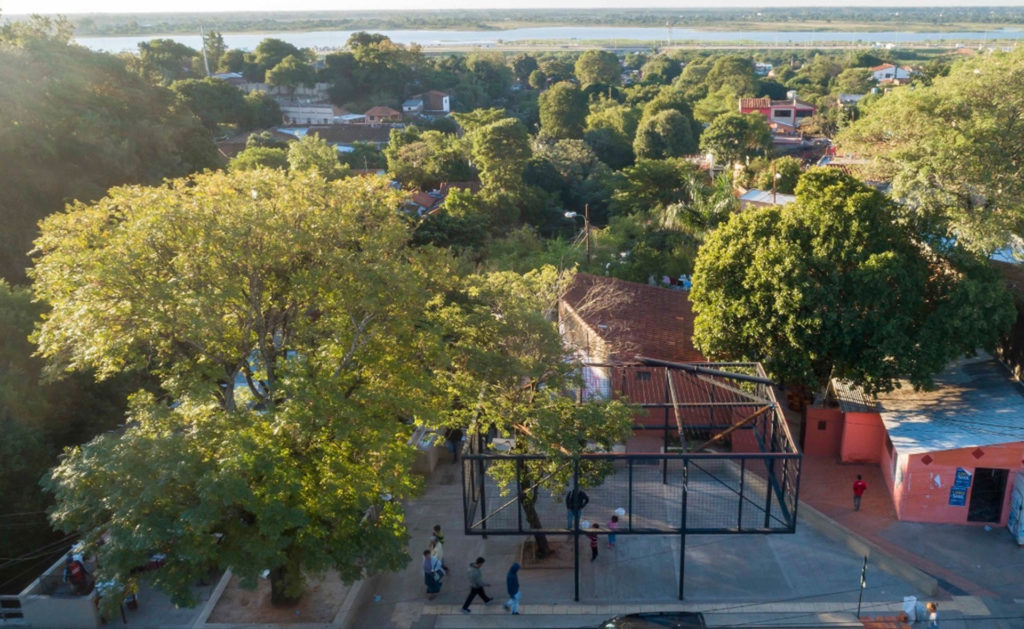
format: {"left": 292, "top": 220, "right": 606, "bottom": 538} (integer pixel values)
{"left": 463, "top": 361, "right": 801, "bottom": 537}
{"left": 463, "top": 450, "right": 800, "bottom": 536}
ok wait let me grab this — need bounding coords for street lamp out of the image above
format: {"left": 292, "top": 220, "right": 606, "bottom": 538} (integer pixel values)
{"left": 564, "top": 205, "right": 591, "bottom": 266}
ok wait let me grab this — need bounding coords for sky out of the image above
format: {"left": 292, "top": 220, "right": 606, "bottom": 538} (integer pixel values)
{"left": 5, "top": 0, "right": 1024, "bottom": 16}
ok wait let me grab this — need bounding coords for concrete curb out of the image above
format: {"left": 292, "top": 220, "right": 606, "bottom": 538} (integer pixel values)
{"left": 797, "top": 503, "right": 939, "bottom": 597}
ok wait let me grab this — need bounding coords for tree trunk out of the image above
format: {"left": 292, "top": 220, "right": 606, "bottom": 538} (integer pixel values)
{"left": 518, "top": 469, "right": 551, "bottom": 558}
{"left": 269, "top": 562, "right": 304, "bottom": 607}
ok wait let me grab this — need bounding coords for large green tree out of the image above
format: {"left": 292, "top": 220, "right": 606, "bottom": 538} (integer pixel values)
{"left": 691, "top": 169, "right": 1015, "bottom": 394}
{"left": 574, "top": 50, "right": 621, "bottom": 89}
{"left": 170, "top": 77, "right": 247, "bottom": 132}
{"left": 32, "top": 170, "right": 453, "bottom": 606}
{"left": 0, "top": 17, "right": 219, "bottom": 283}
{"left": 436, "top": 268, "right": 634, "bottom": 557}
{"left": 838, "top": 48, "right": 1024, "bottom": 255}
{"left": 699, "top": 112, "right": 772, "bottom": 166}
{"left": 266, "top": 54, "right": 315, "bottom": 94}
{"left": 633, "top": 109, "right": 699, "bottom": 159}
{"left": 538, "top": 81, "right": 588, "bottom": 139}
{"left": 471, "top": 118, "right": 532, "bottom": 192}
{"left": 286, "top": 133, "right": 349, "bottom": 180}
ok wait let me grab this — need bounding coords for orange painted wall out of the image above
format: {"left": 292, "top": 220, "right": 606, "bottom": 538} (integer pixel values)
{"left": 891, "top": 443, "right": 1024, "bottom": 525}
{"left": 840, "top": 412, "right": 885, "bottom": 463}
{"left": 803, "top": 407, "right": 844, "bottom": 456}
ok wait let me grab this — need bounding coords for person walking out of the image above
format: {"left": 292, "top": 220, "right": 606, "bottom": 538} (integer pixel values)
{"left": 853, "top": 474, "right": 867, "bottom": 511}
{"left": 503, "top": 562, "right": 521, "bottom": 614}
{"left": 926, "top": 601, "right": 939, "bottom": 628}
{"left": 422, "top": 550, "right": 443, "bottom": 599}
{"left": 430, "top": 524, "right": 449, "bottom": 573}
{"left": 445, "top": 428, "right": 463, "bottom": 464}
{"left": 588, "top": 522, "right": 600, "bottom": 561}
{"left": 607, "top": 514, "right": 619, "bottom": 548}
{"left": 565, "top": 486, "right": 590, "bottom": 529}
{"left": 461, "top": 557, "right": 493, "bottom": 613}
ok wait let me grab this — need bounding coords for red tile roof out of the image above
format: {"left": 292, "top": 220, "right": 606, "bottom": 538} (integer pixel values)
{"left": 364, "top": 106, "right": 401, "bottom": 118}
{"left": 739, "top": 96, "right": 772, "bottom": 110}
{"left": 560, "top": 273, "right": 704, "bottom": 363}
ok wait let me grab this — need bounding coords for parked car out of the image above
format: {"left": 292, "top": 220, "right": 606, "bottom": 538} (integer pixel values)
{"left": 598, "top": 611, "right": 707, "bottom": 628}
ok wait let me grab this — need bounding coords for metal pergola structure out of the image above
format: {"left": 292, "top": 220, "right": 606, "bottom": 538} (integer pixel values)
{"left": 461, "top": 360, "right": 802, "bottom": 601}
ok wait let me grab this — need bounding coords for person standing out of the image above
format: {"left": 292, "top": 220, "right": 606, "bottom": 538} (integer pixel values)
{"left": 422, "top": 550, "right": 443, "bottom": 599}
{"left": 607, "top": 514, "right": 619, "bottom": 548}
{"left": 503, "top": 562, "right": 521, "bottom": 614}
{"left": 445, "top": 428, "right": 463, "bottom": 464}
{"left": 926, "top": 601, "right": 939, "bottom": 628}
{"left": 461, "top": 557, "right": 493, "bottom": 613}
{"left": 430, "top": 524, "right": 449, "bottom": 573}
{"left": 565, "top": 486, "right": 590, "bottom": 529}
{"left": 853, "top": 475, "right": 867, "bottom": 511}
{"left": 588, "top": 522, "right": 600, "bottom": 561}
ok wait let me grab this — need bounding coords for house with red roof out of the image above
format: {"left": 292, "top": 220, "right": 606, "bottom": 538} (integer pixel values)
{"left": 363, "top": 106, "right": 402, "bottom": 125}
{"left": 560, "top": 273, "right": 711, "bottom": 451}
{"left": 738, "top": 94, "right": 816, "bottom": 132}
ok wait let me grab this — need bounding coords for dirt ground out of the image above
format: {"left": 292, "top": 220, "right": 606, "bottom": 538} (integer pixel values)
{"left": 206, "top": 571, "right": 350, "bottom": 624}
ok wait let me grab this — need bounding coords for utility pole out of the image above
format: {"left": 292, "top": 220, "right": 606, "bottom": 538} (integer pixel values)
{"left": 772, "top": 160, "right": 778, "bottom": 205}
{"left": 856, "top": 556, "right": 867, "bottom": 618}
{"left": 200, "top": 25, "right": 211, "bottom": 78}
{"left": 584, "top": 203, "right": 591, "bottom": 267}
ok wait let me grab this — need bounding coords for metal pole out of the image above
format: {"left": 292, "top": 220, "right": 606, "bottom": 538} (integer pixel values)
{"left": 772, "top": 160, "right": 777, "bottom": 205}
{"left": 663, "top": 369, "right": 670, "bottom": 484}
{"left": 516, "top": 458, "right": 523, "bottom": 532}
{"left": 679, "top": 460, "right": 688, "bottom": 600}
{"left": 856, "top": 556, "right": 867, "bottom": 618}
{"left": 628, "top": 457, "right": 634, "bottom": 531}
{"left": 479, "top": 433, "right": 487, "bottom": 539}
{"left": 573, "top": 458, "right": 581, "bottom": 602}
{"left": 738, "top": 458, "right": 746, "bottom": 528}
{"left": 584, "top": 203, "right": 591, "bottom": 267}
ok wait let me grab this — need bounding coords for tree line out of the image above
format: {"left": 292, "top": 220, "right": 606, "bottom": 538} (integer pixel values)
{"left": 60, "top": 7, "right": 1024, "bottom": 37}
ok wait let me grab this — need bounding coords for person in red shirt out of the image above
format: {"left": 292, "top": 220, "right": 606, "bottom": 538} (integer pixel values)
{"left": 853, "top": 475, "right": 867, "bottom": 511}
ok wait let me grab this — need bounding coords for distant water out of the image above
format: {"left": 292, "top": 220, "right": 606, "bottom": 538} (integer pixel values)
{"left": 76, "top": 26, "right": 1024, "bottom": 52}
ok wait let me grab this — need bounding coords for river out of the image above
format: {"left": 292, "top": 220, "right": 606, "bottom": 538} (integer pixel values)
{"left": 76, "top": 26, "right": 1024, "bottom": 52}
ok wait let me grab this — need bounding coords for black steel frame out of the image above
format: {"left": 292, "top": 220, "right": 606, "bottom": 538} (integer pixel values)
{"left": 460, "top": 361, "right": 802, "bottom": 601}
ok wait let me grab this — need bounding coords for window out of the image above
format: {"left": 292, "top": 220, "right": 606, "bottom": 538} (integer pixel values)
{"left": 636, "top": 371, "right": 651, "bottom": 382}
{"left": 817, "top": 420, "right": 827, "bottom": 431}
{"left": 773, "top": 109, "right": 792, "bottom": 118}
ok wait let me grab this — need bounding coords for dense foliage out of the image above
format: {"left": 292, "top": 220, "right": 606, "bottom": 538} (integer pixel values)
{"left": 0, "top": 17, "right": 219, "bottom": 283}
{"left": 692, "top": 169, "right": 1015, "bottom": 394}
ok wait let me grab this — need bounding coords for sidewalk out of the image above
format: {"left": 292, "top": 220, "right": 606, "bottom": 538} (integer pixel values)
{"left": 343, "top": 460, "right": 971, "bottom": 629}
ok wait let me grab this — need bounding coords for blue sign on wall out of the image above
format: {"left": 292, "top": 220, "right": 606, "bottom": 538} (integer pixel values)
{"left": 949, "top": 467, "right": 972, "bottom": 506}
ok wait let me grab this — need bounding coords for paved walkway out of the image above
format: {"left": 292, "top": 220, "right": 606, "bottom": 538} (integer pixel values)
{"left": 340, "top": 416, "right": 1024, "bottom": 629}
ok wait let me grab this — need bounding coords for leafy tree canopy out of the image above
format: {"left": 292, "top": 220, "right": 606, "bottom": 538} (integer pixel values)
{"left": 538, "top": 81, "right": 588, "bottom": 140}
{"left": 574, "top": 50, "right": 621, "bottom": 89}
{"left": 691, "top": 169, "right": 1015, "bottom": 394}
{"left": 0, "top": 17, "right": 219, "bottom": 283}
{"left": 838, "top": 48, "right": 1024, "bottom": 256}
{"left": 699, "top": 111, "right": 772, "bottom": 166}
{"left": 32, "top": 170, "right": 455, "bottom": 606}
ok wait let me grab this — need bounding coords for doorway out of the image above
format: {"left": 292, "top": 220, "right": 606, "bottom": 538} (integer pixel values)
{"left": 967, "top": 468, "right": 1008, "bottom": 523}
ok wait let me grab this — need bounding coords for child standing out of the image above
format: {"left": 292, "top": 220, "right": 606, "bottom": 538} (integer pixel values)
{"left": 588, "top": 522, "right": 600, "bottom": 561}
{"left": 607, "top": 514, "right": 619, "bottom": 548}
{"left": 926, "top": 601, "right": 939, "bottom": 628}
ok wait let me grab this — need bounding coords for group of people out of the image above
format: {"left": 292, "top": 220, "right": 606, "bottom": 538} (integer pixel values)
{"left": 566, "top": 487, "right": 622, "bottom": 561}
{"left": 420, "top": 525, "right": 521, "bottom": 614}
